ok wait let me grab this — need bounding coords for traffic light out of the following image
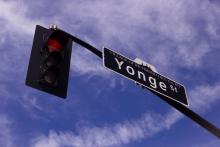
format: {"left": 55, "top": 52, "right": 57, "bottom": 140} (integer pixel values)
{"left": 26, "top": 25, "right": 72, "bottom": 98}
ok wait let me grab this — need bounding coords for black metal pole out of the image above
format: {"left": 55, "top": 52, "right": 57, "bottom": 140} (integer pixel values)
{"left": 54, "top": 28, "right": 103, "bottom": 58}
{"left": 55, "top": 27, "right": 220, "bottom": 139}
{"left": 149, "top": 89, "right": 220, "bottom": 139}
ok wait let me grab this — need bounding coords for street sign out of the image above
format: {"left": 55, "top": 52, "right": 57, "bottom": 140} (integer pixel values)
{"left": 103, "top": 48, "right": 188, "bottom": 106}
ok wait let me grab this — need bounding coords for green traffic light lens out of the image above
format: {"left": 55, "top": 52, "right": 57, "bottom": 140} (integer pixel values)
{"left": 44, "top": 71, "right": 56, "bottom": 84}
{"left": 43, "top": 67, "right": 59, "bottom": 85}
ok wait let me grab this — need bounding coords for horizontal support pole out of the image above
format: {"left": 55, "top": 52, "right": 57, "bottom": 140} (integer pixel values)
{"left": 149, "top": 89, "right": 220, "bottom": 139}
{"left": 54, "top": 28, "right": 103, "bottom": 59}
{"left": 52, "top": 26, "right": 220, "bottom": 138}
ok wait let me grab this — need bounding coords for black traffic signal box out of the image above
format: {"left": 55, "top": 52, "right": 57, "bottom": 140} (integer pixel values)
{"left": 26, "top": 25, "right": 72, "bottom": 98}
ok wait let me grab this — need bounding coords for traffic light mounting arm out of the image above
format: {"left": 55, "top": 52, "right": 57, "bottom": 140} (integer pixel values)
{"left": 59, "top": 27, "right": 220, "bottom": 138}
{"left": 54, "top": 29, "right": 103, "bottom": 59}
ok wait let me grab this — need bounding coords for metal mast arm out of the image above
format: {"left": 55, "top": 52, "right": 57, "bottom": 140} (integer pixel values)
{"left": 52, "top": 26, "right": 220, "bottom": 138}
{"left": 150, "top": 90, "right": 220, "bottom": 138}
{"left": 53, "top": 27, "right": 103, "bottom": 59}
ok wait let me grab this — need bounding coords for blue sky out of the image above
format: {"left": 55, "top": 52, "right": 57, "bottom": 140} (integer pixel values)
{"left": 0, "top": 0, "right": 220, "bottom": 146}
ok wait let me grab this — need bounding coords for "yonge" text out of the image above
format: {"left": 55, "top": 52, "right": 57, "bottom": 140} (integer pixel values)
{"left": 114, "top": 57, "right": 178, "bottom": 93}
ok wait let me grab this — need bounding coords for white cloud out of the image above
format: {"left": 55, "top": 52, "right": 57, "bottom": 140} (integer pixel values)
{"left": 0, "top": 0, "right": 219, "bottom": 78}
{"left": 71, "top": 45, "right": 109, "bottom": 77}
{"left": 189, "top": 84, "right": 220, "bottom": 112}
{"left": 0, "top": 0, "right": 219, "bottom": 146}
{"left": 20, "top": 93, "right": 43, "bottom": 111}
{"left": 192, "top": 139, "right": 220, "bottom": 147}
{"left": 31, "top": 82, "right": 220, "bottom": 147}
{"left": 62, "top": 0, "right": 220, "bottom": 72}
{"left": 31, "top": 111, "right": 178, "bottom": 147}
{"left": 0, "top": 0, "right": 45, "bottom": 36}
{"left": 176, "top": 42, "right": 210, "bottom": 67}
{"left": 1, "top": 0, "right": 218, "bottom": 78}
{"left": 0, "top": 114, "right": 14, "bottom": 147}
{"left": 0, "top": 84, "right": 11, "bottom": 101}
{"left": 0, "top": 0, "right": 46, "bottom": 79}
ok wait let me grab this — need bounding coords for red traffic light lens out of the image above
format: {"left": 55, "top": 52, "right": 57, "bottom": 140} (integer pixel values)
{"left": 47, "top": 39, "right": 63, "bottom": 52}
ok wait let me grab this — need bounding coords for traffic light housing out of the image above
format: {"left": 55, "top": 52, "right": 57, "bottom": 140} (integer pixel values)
{"left": 26, "top": 25, "right": 72, "bottom": 98}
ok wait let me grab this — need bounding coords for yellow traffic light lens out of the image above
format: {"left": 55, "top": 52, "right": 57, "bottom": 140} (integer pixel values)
{"left": 45, "top": 52, "right": 62, "bottom": 67}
